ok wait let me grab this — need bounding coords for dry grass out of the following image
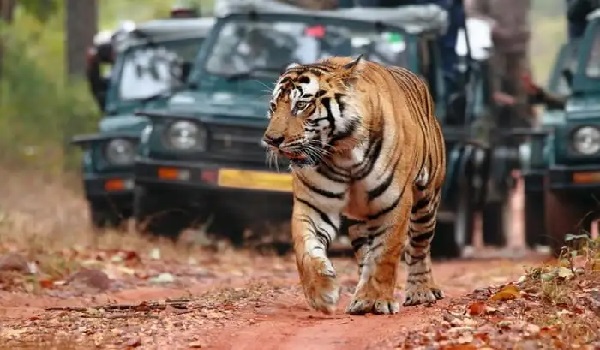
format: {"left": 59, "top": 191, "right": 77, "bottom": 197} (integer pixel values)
{"left": 0, "top": 167, "right": 210, "bottom": 259}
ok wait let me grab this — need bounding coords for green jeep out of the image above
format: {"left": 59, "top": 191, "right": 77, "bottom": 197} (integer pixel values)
{"left": 133, "top": 4, "right": 457, "bottom": 244}
{"left": 71, "top": 16, "right": 214, "bottom": 230}
{"left": 522, "top": 9, "right": 600, "bottom": 255}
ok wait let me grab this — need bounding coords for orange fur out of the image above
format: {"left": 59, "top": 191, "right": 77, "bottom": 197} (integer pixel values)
{"left": 264, "top": 56, "right": 446, "bottom": 315}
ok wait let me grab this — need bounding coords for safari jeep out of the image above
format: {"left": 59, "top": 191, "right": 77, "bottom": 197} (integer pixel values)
{"left": 133, "top": 2, "right": 456, "bottom": 245}
{"left": 522, "top": 9, "right": 600, "bottom": 255}
{"left": 520, "top": 39, "right": 580, "bottom": 249}
{"left": 71, "top": 15, "right": 214, "bottom": 230}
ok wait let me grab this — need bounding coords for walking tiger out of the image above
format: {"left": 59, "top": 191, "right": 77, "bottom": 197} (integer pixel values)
{"left": 262, "top": 56, "right": 446, "bottom": 315}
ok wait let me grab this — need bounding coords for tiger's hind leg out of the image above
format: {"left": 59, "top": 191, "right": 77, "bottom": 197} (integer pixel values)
{"left": 403, "top": 175, "right": 444, "bottom": 306}
{"left": 345, "top": 203, "right": 410, "bottom": 315}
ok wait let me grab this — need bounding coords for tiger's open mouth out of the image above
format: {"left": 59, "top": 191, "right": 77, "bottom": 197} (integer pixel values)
{"left": 279, "top": 150, "right": 315, "bottom": 167}
{"left": 281, "top": 150, "right": 307, "bottom": 161}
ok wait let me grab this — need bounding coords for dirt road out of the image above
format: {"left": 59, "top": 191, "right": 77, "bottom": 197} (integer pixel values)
{"left": 0, "top": 253, "right": 548, "bottom": 349}
{"left": 2, "top": 169, "right": 597, "bottom": 349}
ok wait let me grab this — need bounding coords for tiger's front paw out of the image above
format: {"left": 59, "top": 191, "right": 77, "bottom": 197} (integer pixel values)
{"left": 299, "top": 257, "right": 340, "bottom": 314}
{"left": 346, "top": 297, "right": 400, "bottom": 315}
{"left": 346, "top": 284, "right": 399, "bottom": 315}
{"left": 403, "top": 284, "right": 444, "bottom": 306}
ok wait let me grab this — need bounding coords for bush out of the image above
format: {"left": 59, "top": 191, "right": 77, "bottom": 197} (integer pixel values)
{"left": 0, "top": 0, "right": 216, "bottom": 175}
{"left": 0, "top": 12, "right": 99, "bottom": 174}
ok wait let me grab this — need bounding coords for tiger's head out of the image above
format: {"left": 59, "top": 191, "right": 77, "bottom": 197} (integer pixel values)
{"left": 262, "top": 56, "right": 365, "bottom": 168}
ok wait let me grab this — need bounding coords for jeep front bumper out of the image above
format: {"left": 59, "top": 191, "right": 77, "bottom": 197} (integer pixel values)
{"left": 82, "top": 173, "right": 135, "bottom": 210}
{"left": 548, "top": 165, "right": 600, "bottom": 192}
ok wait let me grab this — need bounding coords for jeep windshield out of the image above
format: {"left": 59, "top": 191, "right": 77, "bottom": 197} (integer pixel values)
{"left": 116, "top": 37, "right": 202, "bottom": 102}
{"left": 203, "top": 16, "right": 410, "bottom": 78}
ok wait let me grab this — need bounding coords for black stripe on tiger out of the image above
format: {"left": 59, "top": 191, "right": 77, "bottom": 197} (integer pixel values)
{"left": 295, "top": 197, "right": 337, "bottom": 236}
{"left": 320, "top": 97, "right": 337, "bottom": 138}
{"left": 299, "top": 215, "right": 331, "bottom": 249}
{"left": 367, "top": 157, "right": 401, "bottom": 202}
{"left": 354, "top": 136, "right": 383, "bottom": 180}
{"left": 297, "top": 175, "right": 345, "bottom": 200}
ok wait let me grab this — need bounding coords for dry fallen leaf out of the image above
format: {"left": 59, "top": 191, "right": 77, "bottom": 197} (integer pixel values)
{"left": 442, "top": 344, "right": 477, "bottom": 350}
{"left": 490, "top": 284, "right": 520, "bottom": 302}
{"left": 467, "top": 301, "right": 486, "bottom": 316}
{"left": 591, "top": 259, "right": 600, "bottom": 271}
{"left": 557, "top": 267, "right": 575, "bottom": 280}
{"left": 39, "top": 278, "right": 54, "bottom": 289}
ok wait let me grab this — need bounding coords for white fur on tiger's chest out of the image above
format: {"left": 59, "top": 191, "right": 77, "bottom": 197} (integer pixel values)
{"left": 344, "top": 151, "right": 402, "bottom": 220}
{"left": 334, "top": 143, "right": 366, "bottom": 170}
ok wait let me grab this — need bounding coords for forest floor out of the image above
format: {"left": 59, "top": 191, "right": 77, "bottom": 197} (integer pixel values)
{"left": 0, "top": 169, "right": 598, "bottom": 350}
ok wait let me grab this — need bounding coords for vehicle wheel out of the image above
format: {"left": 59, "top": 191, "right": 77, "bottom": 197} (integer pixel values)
{"left": 482, "top": 199, "right": 510, "bottom": 247}
{"left": 545, "top": 190, "right": 590, "bottom": 257}
{"left": 431, "top": 221, "right": 461, "bottom": 260}
{"left": 431, "top": 177, "right": 475, "bottom": 259}
{"left": 455, "top": 177, "right": 476, "bottom": 248}
{"left": 89, "top": 201, "right": 127, "bottom": 231}
{"left": 133, "top": 185, "right": 190, "bottom": 239}
{"left": 524, "top": 190, "right": 546, "bottom": 249}
{"left": 208, "top": 210, "right": 247, "bottom": 247}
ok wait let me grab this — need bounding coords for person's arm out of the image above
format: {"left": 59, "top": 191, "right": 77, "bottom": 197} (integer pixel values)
{"left": 530, "top": 89, "right": 567, "bottom": 109}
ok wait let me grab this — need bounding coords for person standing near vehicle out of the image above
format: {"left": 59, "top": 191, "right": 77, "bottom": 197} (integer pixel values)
{"left": 465, "top": 0, "right": 533, "bottom": 128}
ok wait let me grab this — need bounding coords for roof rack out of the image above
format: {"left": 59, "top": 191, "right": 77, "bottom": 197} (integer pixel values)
{"left": 110, "top": 17, "right": 215, "bottom": 52}
{"left": 214, "top": 0, "right": 448, "bottom": 35}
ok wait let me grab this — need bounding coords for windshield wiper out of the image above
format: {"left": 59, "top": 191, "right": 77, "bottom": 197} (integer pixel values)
{"left": 136, "top": 82, "right": 196, "bottom": 104}
{"left": 224, "top": 66, "right": 284, "bottom": 81}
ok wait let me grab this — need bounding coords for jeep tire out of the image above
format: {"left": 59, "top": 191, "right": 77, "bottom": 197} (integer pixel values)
{"left": 89, "top": 200, "right": 128, "bottom": 231}
{"left": 544, "top": 190, "right": 591, "bottom": 257}
{"left": 524, "top": 190, "right": 546, "bottom": 248}
{"left": 482, "top": 199, "right": 509, "bottom": 247}
{"left": 133, "top": 185, "right": 191, "bottom": 239}
{"left": 431, "top": 186, "right": 474, "bottom": 260}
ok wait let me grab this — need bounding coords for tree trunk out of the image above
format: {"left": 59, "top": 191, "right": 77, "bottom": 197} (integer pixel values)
{"left": 0, "top": 0, "right": 16, "bottom": 80}
{"left": 65, "top": 0, "right": 97, "bottom": 78}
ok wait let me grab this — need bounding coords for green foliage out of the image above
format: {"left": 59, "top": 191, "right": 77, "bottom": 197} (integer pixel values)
{"left": 0, "top": 1, "right": 217, "bottom": 174}
{"left": 17, "top": 0, "right": 59, "bottom": 24}
{"left": 99, "top": 0, "right": 215, "bottom": 30}
{"left": 0, "top": 4, "right": 97, "bottom": 173}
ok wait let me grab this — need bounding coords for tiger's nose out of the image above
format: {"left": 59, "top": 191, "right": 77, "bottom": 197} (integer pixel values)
{"left": 263, "top": 135, "right": 284, "bottom": 147}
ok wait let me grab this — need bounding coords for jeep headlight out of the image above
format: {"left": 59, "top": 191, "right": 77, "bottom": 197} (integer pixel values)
{"left": 572, "top": 126, "right": 600, "bottom": 155}
{"left": 105, "top": 138, "right": 136, "bottom": 165}
{"left": 165, "top": 120, "right": 206, "bottom": 151}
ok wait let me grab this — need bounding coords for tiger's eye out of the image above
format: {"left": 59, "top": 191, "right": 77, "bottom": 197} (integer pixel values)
{"left": 296, "top": 101, "right": 308, "bottom": 109}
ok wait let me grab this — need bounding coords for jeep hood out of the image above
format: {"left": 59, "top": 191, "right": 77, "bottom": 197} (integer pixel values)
{"left": 167, "top": 90, "right": 269, "bottom": 119}
{"left": 98, "top": 114, "right": 149, "bottom": 135}
{"left": 565, "top": 96, "right": 600, "bottom": 120}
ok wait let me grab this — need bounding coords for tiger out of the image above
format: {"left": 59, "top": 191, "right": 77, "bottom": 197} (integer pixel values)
{"left": 262, "top": 55, "right": 447, "bottom": 315}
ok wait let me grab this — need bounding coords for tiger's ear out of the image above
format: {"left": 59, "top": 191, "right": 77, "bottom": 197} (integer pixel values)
{"left": 286, "top": 62, "right": 300, "bottom": 70}
{"left": 343, "top": 55, "right": 364, "bottom": 71}
{"left": 341, "top": 55, "right": 364, "bottom": 86}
